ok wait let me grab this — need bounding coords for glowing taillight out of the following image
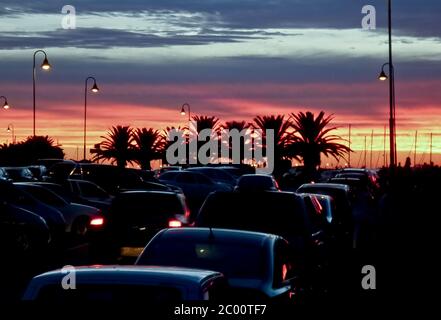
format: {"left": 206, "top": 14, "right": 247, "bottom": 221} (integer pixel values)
{"left": 90, "top": 217, "right": 104, "bottom": 226}
{"left": 168, "top": 220, "right": 182, "bottom": 228}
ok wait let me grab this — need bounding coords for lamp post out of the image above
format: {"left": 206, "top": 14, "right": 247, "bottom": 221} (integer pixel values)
{"left": 84, "top": 76, "right": 99, "bottom": 160}
{"left": 377, "top": 0, "right": 396, "bottom": 168}
{"left": 180, "top": 103, "right": 191, "bottom": 122}
{"left": 7, "top": 123, "right": 15, "bottom": 144}
{"left": 0, "top": 96, "right": 10, "bottom": 110}
{"left": 33, "top": 50, "right": 51, "bottom": 137}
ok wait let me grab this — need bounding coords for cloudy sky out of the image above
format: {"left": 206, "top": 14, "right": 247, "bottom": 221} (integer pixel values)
{"left": 1, "top": 0, "right": 440, "bottom": 165}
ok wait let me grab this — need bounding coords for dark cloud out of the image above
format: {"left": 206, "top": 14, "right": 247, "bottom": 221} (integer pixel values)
{"left": 0, "top": 27, "right": 284, "bottom": 50}
{"left": 0, "top": 0, "right": 439, "bottom": 37}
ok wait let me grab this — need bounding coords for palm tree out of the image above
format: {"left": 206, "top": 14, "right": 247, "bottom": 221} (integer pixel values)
{"left": 0, "top": 136, "right": 64, "bottom": 166}
{"left": 289, "top": 111, "right": 351, "bottom": 172}
{"left": 92, "top": 125, "right": 134, "bottom": 168}
{"left": 192, "top": 115, "right": 220, "bottom": 164}
{"left": 223, "top": 120, "right": 251, "bottom": 164}
{"left": 133, "top": 128, "right": 165, "bottom": 170}
{"left": 192, "top": 115, "right": 220, "bottom": 133}
{"left": 252, "top": 115, "right": 294, "bottom": 169}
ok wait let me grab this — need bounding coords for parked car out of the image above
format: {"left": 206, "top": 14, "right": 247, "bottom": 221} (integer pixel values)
{"left": 0, "top": 168, "right": 11, "bottom": 182}
{"left": 159, "top": 171, "right": 232, "bottom": 215}
{"left": 27, "top": 165, "right": 48, "bottom": 181}
{"left": 68, "top": 163, "right": 180, "bottom": 195}
{"left": 196, "top": 191, "right": 321, "bottom": 279}
{"left": 186, "top": 167, "right": 237, "bottom": 187}
{"left": 1, "top": 167, "right": 37, "bottom": 182}
{"left": 46, "top": 160, "right": 77, "bottom": 183}
{"left": 64, "top": 179, "right": 112, "bottom": 206}
{"left": 0, "top": 201, "right": 50, "bottom": 256}
{"left": 235, "top": 174, "right": 280, "bottom": 192}
{"left": 23, "top": 266, "right": 226, "bottom": 301}
{"left": 154, "top": 166, "right": 182, "bottom": 179}
{"left": 14, "top": 183, "right": 105, "bottom": 237}
{"left": 108, "top": 191, "right": 189, "bottom": 260}
{"left": 296, "top": 183, "right": 354, "bottom": 248}
{"left": 136, "top": 228, "right": 299, "bottom": 302}
{"left": 342, "top": 168, "right": 379, "bottom": 188}
{"left": 27, "top": 181, "right": 111, "bottom": 216}
{"left": 0, "top": 180, "right": 66, "bottom": 244}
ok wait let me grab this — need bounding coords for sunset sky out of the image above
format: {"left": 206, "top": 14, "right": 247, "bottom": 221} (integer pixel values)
{"left": 1, "top": 0, "right": 440, "bottom": 166}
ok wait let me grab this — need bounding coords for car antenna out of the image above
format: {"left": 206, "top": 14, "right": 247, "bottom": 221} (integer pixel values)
{"left": 208, "top": 227, "right": 215, "bottom": 241}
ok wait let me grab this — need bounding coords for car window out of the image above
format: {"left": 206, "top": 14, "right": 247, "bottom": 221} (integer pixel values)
{"left": 197, "top": 192, "right": 308, "bottom": 236}
{"left": 140, "top": 240, "right": 266, "bottom": 279}
{"left": 35, "top": 283, "right": 183, "bottom": 302}
{"left": 176, "top": 173, "right": 197, "bottom": 184}
{"left": 20, "top": 186, "right": 66, "bottom": 207}
{"left": 159, "top": 171, "right": 179, "bottom": 181}
{"left": 78, "top": 181, "right": 109, "bottom": 198}
{"left": 112, "top": 193, "right": 186, "bottom": 223}
{"left": 194, "top": 174, "right": 212, "bottom": 185}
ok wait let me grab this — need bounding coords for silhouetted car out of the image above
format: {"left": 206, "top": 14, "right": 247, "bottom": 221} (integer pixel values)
{"left": 64, "top": 179, "right": 112, "bottom": 207}
{"left": 1, "top": 167, "right": 37, "bottom": 182}
{"left": 196, "top": 191, "right": 320, "bottom": 277}
{"left": 108, "top": 191, "right": 189, "bottom": 259}
{"left": 67, "top": 163, "right": 180, "bottom": 195}
{"left": 186, "top": 167, "right": 237, "bottom": 187}
{"left": 0, "top": 180, "right": 66, "bottom": 244}
{"left": 296, "top": 183, "right": 354, "bottom": 247}
{"left": 14, "top": 183, "right": 105, "bottom": 237}
{"left": 136, "top": 228, "right": 299, "bottom": 302}
{"left": 0, "top": 201, "right": 50, "bottom": 256}
{"left": 159, "top": 171, "right": 232, "bottom": 215}
{"left": 0, "top": 168, "right": 11, "bottom": 182}
{"left": 342, "top": 168, "right": 379, "bottom": 188}
{"left": 27, "top": 165, "right": 48, "bottom": 181}
{"left": 154, "top": 166, "right": 182, "bottom": 179}
{"left": 235, "top": 174, "right": 280, "bottom": 192}
{"left": 23, "top": 266, "right": 226, "bottom": 301}
{"left": 27, "top": 181, "right": 111, "bottom": 216}
{"left": 46, "top": 160, "right": 77, "bottom": 183}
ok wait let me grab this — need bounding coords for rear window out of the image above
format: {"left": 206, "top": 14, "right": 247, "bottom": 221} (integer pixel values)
{"left": 197, "top": 192, "right": 307, "bottom": 235}
{"left": 112, "top": 193, "right": 185, "bottom": 222}
{"left": 35, "top": 283, "right": 182, "bottom": 302}
{"left": 140, "top": 240, "right": 266, "bottom": 279}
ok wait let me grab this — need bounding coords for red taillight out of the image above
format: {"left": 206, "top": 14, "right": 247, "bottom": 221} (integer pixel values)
{"left": 90, "top": 217, "right": 104, "bottom": 226}
{"left": 168, "top": 220, "right": 182, "bottom": 228}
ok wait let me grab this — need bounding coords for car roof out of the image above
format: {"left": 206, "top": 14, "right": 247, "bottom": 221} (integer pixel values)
{"left": 118, "top": 190, "right": 177, "bottom": 197}
{"left": 298, "top": 183, "right": 350, "bottom": 191}
{"left": 156, "top": 227, "right": 279, "bottom": 246}
{"left": 30, "top": 266, "right": 222, "bottom": 287}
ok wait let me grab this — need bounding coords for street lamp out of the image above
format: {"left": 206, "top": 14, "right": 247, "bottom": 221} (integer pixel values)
{"left": 180, "top": 103, "right": 191, "bottom": 122}
{"left": 84, "top": 76, "right": 100, "bottom": 160}
{"left": 33, "top": 50, "right": 51, "bottom": 136}
{"left": 378, "top": 0, "right": 397, "bottom": 168}
{"left": 0, "top": 96, "right": 9, "bottom": 109}
{"left": 7, "top": 123, "right": 15, "bottom": 144}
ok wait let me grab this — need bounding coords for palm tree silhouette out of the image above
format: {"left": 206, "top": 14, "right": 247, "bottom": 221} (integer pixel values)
{"left": 223, "top": 120, "right": 252, "bottom": 164}
{"left": 92, "top": 125, "right": 134, "bottom": 168}
{"left": 0, "top": 135, "right": 64, "bottom": 166}
{"left": 133, "top": 128, "right": 165, "bottom": 170}
{"left": 191, "top": 115, "right": 220, "bottom": 164}
{"left": 289, "top": 111, "right": 351, "bottom": 172}
{"left": 253, "top": 115, "right": 294, "bottom": 169}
